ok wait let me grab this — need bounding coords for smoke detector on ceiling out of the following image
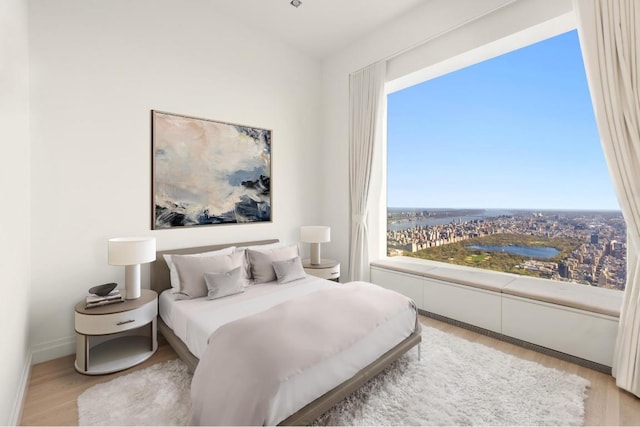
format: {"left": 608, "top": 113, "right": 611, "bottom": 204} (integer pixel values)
{"left": 290, "top": 0, "right": 302, "bottom": 7}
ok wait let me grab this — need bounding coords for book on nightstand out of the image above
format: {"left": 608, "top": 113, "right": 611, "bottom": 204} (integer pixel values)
{"left": 85, "top": 290, "right": 124, "bottom": 308}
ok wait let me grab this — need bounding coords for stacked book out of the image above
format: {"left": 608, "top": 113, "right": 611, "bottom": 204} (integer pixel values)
{"left": 85, "top": 290, "right": 124, "bottom": 309}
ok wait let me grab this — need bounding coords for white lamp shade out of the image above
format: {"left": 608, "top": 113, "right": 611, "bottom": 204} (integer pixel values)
{"left": 108, "top": 237, "right": 156, "bottom": 265}
{"left": 300, "top": 226, "right": 330, "bottom": 243}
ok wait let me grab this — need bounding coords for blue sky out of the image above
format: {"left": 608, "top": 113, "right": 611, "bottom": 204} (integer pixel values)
{"left": 387, "top": 30, "right": 620, "bottom": 211}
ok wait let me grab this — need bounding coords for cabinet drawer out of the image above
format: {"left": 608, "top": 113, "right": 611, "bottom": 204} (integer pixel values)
{"left": 75, "top": 300, "right": 157, "bottom": 335}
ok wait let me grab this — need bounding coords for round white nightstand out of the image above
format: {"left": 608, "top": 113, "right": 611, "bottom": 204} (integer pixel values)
{"left": 74, "top": 289, "right": 158, "bottom": 375}
{"left": 302, "top": 258, "right": 340, "bottom": 282}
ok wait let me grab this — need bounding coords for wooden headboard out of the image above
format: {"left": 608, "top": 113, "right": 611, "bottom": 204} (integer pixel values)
{"left": 149, "top": 239, "right": 279, "bottom": 294}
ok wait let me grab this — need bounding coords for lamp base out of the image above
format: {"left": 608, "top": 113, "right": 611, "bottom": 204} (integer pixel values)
{"left": 310, "top": 243, "right": 322, "bottom": 265}
{"left": 124, "top": 264, "right": 141, "bottom": 299}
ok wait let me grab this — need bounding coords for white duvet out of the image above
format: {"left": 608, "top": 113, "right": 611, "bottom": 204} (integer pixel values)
{"left": 159, "top": 276, "right": 337, "bottom": 358}
{"left": 159, "top": 276, "right": 418, "bottom": 425}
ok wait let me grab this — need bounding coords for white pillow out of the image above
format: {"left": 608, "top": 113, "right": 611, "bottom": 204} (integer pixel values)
{"left": 247, "top": 244, "right": 299, "bottom": 284}
{"left": 235, "top": 242, "right": 286, "bottom": 281}
{"left": 164, "top": 246, "right": 235, "bottom": 292}
{"left": 172, "top": 251, "right": 245, "bottom": 299}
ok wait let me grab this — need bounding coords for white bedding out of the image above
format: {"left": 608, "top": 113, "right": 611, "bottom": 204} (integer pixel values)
{"left": 159, "top": 276, "right": 337, "bottom": 358}
{"left": 159, "top": 276, "right": 418, "bottom": 425}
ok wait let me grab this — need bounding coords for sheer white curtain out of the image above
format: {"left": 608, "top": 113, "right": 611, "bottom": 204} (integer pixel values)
{"left": 574, "top": 0, "right": 640, "bottom": 396}
{"left": 348, "top": 61, "right": 386, "bottom": 281}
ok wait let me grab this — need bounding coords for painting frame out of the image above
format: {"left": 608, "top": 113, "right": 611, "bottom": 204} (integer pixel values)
{"left": 151, "top": 110, "right": 272, "bottom": 230}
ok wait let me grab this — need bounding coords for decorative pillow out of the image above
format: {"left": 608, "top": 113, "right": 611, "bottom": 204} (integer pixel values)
{"left": 247, "top": 244, "right": 299, "bottom": 284}
{"left": 272, "top": 256, "right": 306, "bottom": 284}
{"left": 172, "top": 251, "right": 244, "bottom": 299}
{"left": 204, "top": 267, "right": 244, "bottom": 300}
{"left": 164, "top": 246, "right": 235, "bottom": 293}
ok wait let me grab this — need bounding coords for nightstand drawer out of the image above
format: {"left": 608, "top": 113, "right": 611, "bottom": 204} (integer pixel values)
{"left": 304, "top": 263, "right": 340, "bottom": 280}
{"left": 75, "top": 300, "right": 157, "bottom": 335}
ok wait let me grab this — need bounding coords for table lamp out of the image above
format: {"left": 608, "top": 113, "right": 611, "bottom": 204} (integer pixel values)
{"left": 300, "top": 226, "right": 330, "bottom": 265}
{"left": 108, "top": 237, "right": 156, "bottom": 299}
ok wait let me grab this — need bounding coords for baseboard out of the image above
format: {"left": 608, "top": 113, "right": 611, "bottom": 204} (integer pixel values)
{"left": 31, "top": 336, "right": 75, "bottom": 364}
{"left": 420, "top": 309, "right": 612, "bottom": 375}
{"left": 10, "top": 349, "right": 32, "bottom": 426}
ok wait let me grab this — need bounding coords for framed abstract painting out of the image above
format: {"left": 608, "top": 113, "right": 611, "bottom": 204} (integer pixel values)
{"left": 151, "top": 110, "right": 272, "bottom": 229}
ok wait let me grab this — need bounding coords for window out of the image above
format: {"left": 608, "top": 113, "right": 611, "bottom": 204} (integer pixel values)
{"left": 386, "top": 30, "right": 627, "bottom": 290}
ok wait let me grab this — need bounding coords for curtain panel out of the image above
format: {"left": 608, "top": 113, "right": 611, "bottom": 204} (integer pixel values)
{"left": 348, "top": 62, "right": 386, "bottom": 281}
{"left": 574, "top": 0, "right": 640, "bottom": 396}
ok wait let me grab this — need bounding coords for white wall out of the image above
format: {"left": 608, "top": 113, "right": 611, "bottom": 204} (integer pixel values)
{"left": 0, "top": 0, "right": 31, "bottom": 423}
{"left": 28, "top": 0, "right": 322, "bottom": 362}
{"left": 320, "top": 0, "right": 572, "bottom": 280}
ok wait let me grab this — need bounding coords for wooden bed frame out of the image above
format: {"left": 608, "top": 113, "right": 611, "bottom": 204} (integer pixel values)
{"left": 149, "top": 239, "right": 421, "bottom": 426}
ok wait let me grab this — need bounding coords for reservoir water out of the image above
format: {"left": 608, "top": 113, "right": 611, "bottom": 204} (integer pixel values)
{"left": 466, "top": 245, "right": 560, "bottom": 259}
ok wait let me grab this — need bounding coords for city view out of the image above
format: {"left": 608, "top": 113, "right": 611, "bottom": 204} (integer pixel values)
{"left": 387, "top": 208, "right": 627, "bottom": 291}
{"left": 386, "top": 31, "right": 627, "bottom": 291}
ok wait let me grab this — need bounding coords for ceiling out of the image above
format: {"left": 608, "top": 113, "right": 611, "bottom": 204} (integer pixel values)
{"left": 213, "top": 0, "right": 428, "bottom": 59}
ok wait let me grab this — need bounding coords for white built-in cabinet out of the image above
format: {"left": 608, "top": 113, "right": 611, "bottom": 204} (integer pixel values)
{"left": 370, "top": 265, "right": 618, "bottom": 367}
{"left": 501, "top": 294, "right": 617, "bottom": 367}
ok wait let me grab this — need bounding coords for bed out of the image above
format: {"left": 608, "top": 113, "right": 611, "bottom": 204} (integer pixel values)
{"left": 150, "top": 239, "right": 421, "bottom": 425}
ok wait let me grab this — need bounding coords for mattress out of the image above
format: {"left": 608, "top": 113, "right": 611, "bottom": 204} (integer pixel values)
{"left": 159, "top": 276, "right": 417, "bottom": 424}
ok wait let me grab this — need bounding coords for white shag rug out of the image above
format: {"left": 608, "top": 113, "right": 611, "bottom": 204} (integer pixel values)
{"left": 77, "top": 326, "right": 589, "bottom": 426}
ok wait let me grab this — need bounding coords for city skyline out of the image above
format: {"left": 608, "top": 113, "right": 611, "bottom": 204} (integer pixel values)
{"left": 386, "top": 208, "right": 627, "bottom": 290}
{"left": 387, "top": 29, "right": 621, "bottom": 211}
{"left": 388, "top": 206, "right": 622, "bottom": 213}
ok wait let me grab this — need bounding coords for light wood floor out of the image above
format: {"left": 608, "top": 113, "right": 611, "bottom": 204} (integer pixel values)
{"left": 20, "top": 315, "right": 640, "bottom": 426}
